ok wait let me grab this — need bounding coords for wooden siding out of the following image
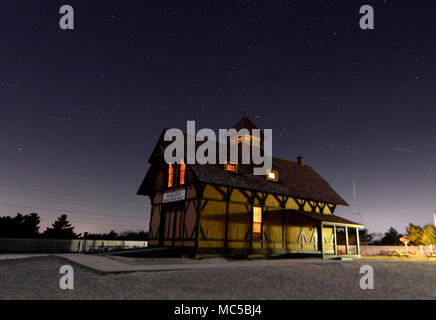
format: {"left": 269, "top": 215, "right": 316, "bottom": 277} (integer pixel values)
{"left": 147, "top": 176, "right": 340, "bottom": 253}
{"left": 197, "top": 184, "right": 336, "bottom": 252}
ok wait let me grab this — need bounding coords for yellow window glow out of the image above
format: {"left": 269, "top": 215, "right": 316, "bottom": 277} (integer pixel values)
{"left": 168, "top": 163, "right": 174, "bottom": 187}
{"left": 225, "top": 162, "right": 238, "bottom": 173}
{"left": 179, "top": 159, "right": 186, "bottom": 185}
{"left": 266, "top": 170, "right": 278, "bottom": 181}
{"left": 253, "top": 206, "right": 262, "bottom": 236}
{"left": 253, "top": 207, "right": 262, "bottom": 223}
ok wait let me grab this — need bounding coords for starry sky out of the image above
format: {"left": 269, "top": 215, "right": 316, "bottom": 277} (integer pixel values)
{"left": 1, "top": 0, "right": 435, "bottom": 235}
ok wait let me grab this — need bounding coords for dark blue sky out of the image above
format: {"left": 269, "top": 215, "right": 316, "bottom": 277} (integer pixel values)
{"left": 1, "top": 0, "right": 435, "bottom": 235}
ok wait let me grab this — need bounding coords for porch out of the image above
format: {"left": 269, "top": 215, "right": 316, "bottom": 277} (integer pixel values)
{"left": 281, "top": 210, "right": 364, "bottom": 259}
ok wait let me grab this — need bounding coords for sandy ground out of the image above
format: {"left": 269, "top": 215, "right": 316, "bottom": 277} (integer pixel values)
{"left": 0, "top": 256, "right": 434, "bottom": 300}
{"left": 106, "top": 255, "right": 229, "bottom": 265}
{"left": 0, "top": 254, "right": 48, "bottom": 260}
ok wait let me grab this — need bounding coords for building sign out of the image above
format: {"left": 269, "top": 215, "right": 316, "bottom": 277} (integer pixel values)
{"left": 399, "top": 236, "right": 410, "bottom": 245}
{"left": 163, "top": 189, "right": 186, "bottom": 203}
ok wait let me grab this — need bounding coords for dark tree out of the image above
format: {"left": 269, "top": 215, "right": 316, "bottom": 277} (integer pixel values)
{"left": 43, "top": 215, "right": 79, "bottom": 239}
{"left": 0, "top": 213, "right": 41, "bottom": 238}
{"left": 359, "top": 228, "right": 375, "bottom": 244}
{"left": 83, "top": 230, "right": 119, "bottom": 240}
{"left": 379, "top": 227, "right": 403, "bottom": 245}
{"left": 118, "top": 230, "right": 149, "bottom": 241}
{"left": 82, "top": 230, "right": 148, "bottom": 240}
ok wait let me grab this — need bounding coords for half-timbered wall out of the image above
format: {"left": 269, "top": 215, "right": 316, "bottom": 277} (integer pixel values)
{"left": 148, "top": 185, "right": 198, "bottom": 248}
{"left": 197, "top": 184, "right": 336, "bottom": 252}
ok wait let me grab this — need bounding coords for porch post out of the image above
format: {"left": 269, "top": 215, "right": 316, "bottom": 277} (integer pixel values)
{"left": 345, "top": 226, "right": 349, "bottom": 255}
{"left": 356, "top": 227, "right": 360, "bottom": 255}
{"left": 281, "top": 210, "right": 285, "bottom": 249}
{"left": 318, "top": 224, "right": 324, "bottom": 258}
{"left": 224, "top": 190, "right": 229, "bottom": 249}
{"left": 333, "top": 225, "right": 337, "bottom": 255}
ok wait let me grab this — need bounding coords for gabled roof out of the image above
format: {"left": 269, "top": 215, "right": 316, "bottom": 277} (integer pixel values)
{"left": 138, "top": 117, "right": 349, "bottom": 206}
{"left": 232, "top": 117, "right": 259, "bottom": 131}
{"left": 189, "top": 157, "right": 348, "bottom": 206}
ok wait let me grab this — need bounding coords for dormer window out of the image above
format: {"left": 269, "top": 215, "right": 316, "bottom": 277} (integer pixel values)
{"left": 250, "top": 135, "right": 261, "bottom": 146}
{"left": 230, "top": 136, "right": 243, "bottom": 144}
{"left": 266, "top": 169, "right": 278, "bottom": 182}
{"left": 167, "top": 159, "right": 186, "bottom": 188}
{"left": 168, "top": 163, "right": 174, "bottom": 187}
{"left": 179, "top": 159, "right": 186, "bottom": 185}
{"left": 224, "top": 162, "right": 238, "bottom": 173}
{"left": 229, "top": 134, "right": 261, "bottom": 145}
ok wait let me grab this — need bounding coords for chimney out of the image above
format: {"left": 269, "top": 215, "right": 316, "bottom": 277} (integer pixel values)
{"left": 297, "top": 156, "right": 304, "bottom": 166}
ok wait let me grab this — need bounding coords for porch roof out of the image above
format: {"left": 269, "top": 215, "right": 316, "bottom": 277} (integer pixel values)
{"left": 282, "top": 210, "right": 364, "bottom": 227}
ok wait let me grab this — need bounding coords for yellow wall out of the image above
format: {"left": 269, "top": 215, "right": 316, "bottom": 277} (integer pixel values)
{"left": 198, "top": 184, "right": 338, "bottom": 251}
{"left": 322, "top": 227, "right": 334, "bottom": 253}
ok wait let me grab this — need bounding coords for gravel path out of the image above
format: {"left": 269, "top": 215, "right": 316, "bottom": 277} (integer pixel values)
{"left": 0, "top": 256, "right": 434, "bottom": 300}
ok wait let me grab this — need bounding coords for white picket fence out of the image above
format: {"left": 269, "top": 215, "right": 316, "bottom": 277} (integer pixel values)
{"left": 0, "top": 238, "right": 148, "bottom": 253}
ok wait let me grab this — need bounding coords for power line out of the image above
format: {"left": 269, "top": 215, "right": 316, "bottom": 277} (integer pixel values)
{"left": 0, "top": 202, "right": 147, "bottom": 221}
{"left": 0, "top": 190, "right": 146, "bottom": 212}
{"left": 37, "top": 217, "right": 146, "bottom": 229}
{"left": 0, "top": 184, "right": 144, "bottom": 206}
{"left": 0, "top": 183, "right": 144, "bottom": 205}
{"left": 12, "top": 211, "right": 146, "bottom": 223}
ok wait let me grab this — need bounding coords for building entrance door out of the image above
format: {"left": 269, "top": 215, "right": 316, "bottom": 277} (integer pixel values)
{"left": 159, "top": 203, "right": 184, "bottom": 246}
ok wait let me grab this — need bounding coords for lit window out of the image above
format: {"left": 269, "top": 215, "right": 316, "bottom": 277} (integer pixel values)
{"left": 266, "top": 170, "right": 278, "bottom": 182}
{"left": 168, "top": 163, "right": 174, "bottom": 187}
{"left": 251, "top": 135, "right": 261, "bottom": 146}
{"left": 179, "top": 159, "right": 186, "bottom": 185}
{"left": 253, "top": 206, "right": 262, "bottom": 237}
{"left": 224, "top": 162, "right": 238, "bottom": 173}
{"left": 230, "top": 134, "right": 261, "bottom": 145}
{"left": 244, "top": 134, "right": 261, "bottom": 145}
{"left": 229, "top": 136, "right": 243, "bottom": 144}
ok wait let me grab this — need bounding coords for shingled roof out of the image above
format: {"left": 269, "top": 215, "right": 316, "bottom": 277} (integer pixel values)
{"left": 189, "top": 117, "right": 348, "bottom": 206}
{"left": 190, "top": 157, "right": 348, "bottom": 206}
{"left": 288, "top": 210, "right": 362, "bottom": 226}
{"left": 138, "top": 117, "right": 349, "bottom": 206}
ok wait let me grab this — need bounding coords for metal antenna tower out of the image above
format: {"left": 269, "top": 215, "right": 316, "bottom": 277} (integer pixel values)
{"left": 352, "top": 177, "right": 364, "bottom": 225}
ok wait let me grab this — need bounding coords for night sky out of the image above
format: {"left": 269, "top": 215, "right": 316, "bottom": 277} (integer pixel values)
{"left": 1, "top": 0, "right": 435, "bottom": 235}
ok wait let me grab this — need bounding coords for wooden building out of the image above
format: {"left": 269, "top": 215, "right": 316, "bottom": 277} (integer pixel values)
{"left": 137, "top": 117, "right": 363, "bottom": 258}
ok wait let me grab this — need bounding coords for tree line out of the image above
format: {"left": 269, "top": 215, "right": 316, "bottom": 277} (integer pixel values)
{"left": 0, "top": 212, "right": 434, "bottom": 245}
{"left": 358, "top": 224, "right": 436, "bottom": 245}
{"left": 0, "top": 213, "right": 148, "bottom": 240}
